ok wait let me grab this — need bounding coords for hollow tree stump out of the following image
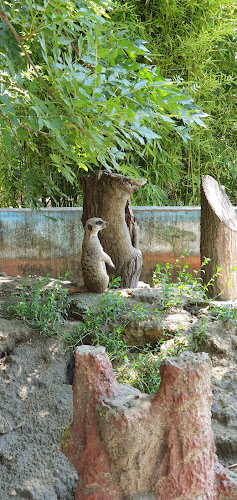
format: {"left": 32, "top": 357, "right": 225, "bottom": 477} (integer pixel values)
{"left": 80, "top": 171, "right": 146, "bottom": 288}
{"left": 200, "top": 175, "right": 237, "bottom": 300}
{"left": 61, "top": 346, "right": 237, "bottom": 500}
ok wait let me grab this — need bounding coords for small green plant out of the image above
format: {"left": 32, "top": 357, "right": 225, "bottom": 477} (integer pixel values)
{"left": 117, "top": 348, "right": 162, "bottom": 394}
{"left": 209, "top": 304, "right": 237, "bottom": 326}
{"left": 188, "top": 317, "right": 209, "bottom": 352}
{"left": 65, "top": 290, "right": 134, "bottom": 361}
{"left": 116, "top": 327, "right": 199, "bottom": 394}
{"left": 108, "top": 276, "right": 122, "bottom": 289}
{"left": 10, "top": 274, "right": 71, "bottom": 335}
{"left": 152, "top": 251, "right": 223, "bottom": 308}
{"left": 64, "top": 279, "right": 152, "bottom": 358}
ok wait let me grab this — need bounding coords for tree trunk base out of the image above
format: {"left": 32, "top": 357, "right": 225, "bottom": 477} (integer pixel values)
{"left": 200, "top": 175, "right": 237, "bottom": 300}
{"left": 81, "top": 171, "right": 146, "bottom": 288}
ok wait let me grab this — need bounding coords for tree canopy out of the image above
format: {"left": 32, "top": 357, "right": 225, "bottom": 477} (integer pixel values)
{"left": 0, "top": 0, "right": 207, "bottom": 207}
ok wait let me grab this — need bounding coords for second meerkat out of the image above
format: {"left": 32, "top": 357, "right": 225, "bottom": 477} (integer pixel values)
{"left": 81, "top": 217, "right": 115, "bottom": 293}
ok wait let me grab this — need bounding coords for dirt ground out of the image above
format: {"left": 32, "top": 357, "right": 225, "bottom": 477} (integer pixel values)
{"left": 0, "top": 276, "right": 237, "bottom": 500}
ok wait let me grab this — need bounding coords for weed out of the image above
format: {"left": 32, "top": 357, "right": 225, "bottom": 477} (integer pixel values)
{"left": 209, "top": 304, "right": 237, "bottom": 326}
{"left": 188, "top": 317, "right": 209, "bottom": 352}
{"left": 66, "top": 290, "right": 134, "bottom": 361}
{"left": 152, "top": 251, "right": 223, "bottom": 308}
{"left": 9, "top": 274, "right": 71, "bottom": 335}
{"left": 108, "top": 276, "right": 122, "bottom": 289}
{"left": 117, "top": 348, "right": 162, "bottom": 394}
{"left": 116, "top": 326, "right": 202, "bottom": 394}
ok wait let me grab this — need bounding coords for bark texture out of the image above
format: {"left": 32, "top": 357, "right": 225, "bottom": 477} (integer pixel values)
{"left": 80, "top": 171, "right": 146, "bottom": 288}
{"left": 62, "top": 346, "right": 237, "bottom": 500}
{"left": 201, "top": 175, "right": 237, "bottom": 299}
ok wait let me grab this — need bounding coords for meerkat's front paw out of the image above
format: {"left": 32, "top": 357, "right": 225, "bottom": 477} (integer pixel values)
{"left": 108, "top": 262, "right": 116, "bottom": 269}
{"left": 107, "top": 257, "right": 115, "bottom": 269}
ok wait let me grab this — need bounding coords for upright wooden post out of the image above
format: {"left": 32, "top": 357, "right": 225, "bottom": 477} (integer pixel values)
{"left": 200, "top": 175, "right": 237, "bottom": 300}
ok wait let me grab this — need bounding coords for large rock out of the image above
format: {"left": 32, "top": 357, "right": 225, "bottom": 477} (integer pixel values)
{"left": 62, "top": 346, "right": 237, "bottom": 499}
{"left": 0, "top": 318, "right": 31, "bottom": 354}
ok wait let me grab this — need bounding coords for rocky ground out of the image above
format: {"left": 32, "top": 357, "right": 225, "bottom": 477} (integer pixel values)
{"left": 0, "top": 276, "right": 237, "bottom": 500}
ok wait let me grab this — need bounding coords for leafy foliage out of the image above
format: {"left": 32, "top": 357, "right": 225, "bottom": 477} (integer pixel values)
{"left": 152, "top": 251, "right": 223, "bottom": 307}
{"left": 113, "top": 0, "right": 237, "bottom": 205}
{"left": 209, "top": 304, "right": 237, "bottom": 326}
{"left": 0, "top": 0, "right": 207, "bottom": 207}
{"left": 64, "top": 288, "right": 150, "bottom": 361}
{"left": 9, "top": 274, "right": 71, "bottom": 334}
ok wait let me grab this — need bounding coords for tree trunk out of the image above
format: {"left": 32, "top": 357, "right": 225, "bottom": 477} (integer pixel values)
{"left": 200, "top": 175, "right": 237, "bottom": 300}
{"left": 81, "top": 171, "right": 146, "bottom": 288}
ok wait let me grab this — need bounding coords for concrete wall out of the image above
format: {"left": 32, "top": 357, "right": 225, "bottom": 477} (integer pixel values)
{"left": 0, "top": 206, "right": 204, "bottom": 283}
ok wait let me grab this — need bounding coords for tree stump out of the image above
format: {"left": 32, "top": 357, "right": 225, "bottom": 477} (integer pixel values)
{"left": 62, "top": 347, "right": 237, "bottom": 499}
{"left": 200, "top": 175, "right": 237, "bottom": 300}
{"left": 81, "top": 171, "right": 146, "bottom": 288}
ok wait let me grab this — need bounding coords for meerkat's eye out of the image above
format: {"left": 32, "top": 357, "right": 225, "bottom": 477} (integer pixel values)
{"left": 88, "top": 224, "right": 93, "bottom": 231}
{"left": 96, "top": 220, "right": 103, "bottom": 225}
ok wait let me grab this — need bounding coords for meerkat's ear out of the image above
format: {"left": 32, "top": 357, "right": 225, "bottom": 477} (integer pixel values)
{"left": 88, "top": 224, "right": 93, "bottom": 231}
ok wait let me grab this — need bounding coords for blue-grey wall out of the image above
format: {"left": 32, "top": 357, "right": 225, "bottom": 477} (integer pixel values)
{"left": 0, "top": 206, "right": 204, "bottom": 284}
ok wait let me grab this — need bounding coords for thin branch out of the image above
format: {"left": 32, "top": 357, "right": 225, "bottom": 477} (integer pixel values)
{"left": 63, "top": 27, "right": 94, "bottom": 71}
{"left": 20, "top": 23, "right": 44, "bottom": 41}
{"left": 0, "top": 11, "right": 56, "bottom": 101}
{"left": 0, "top": 112, "right": 48, "bottom": 135}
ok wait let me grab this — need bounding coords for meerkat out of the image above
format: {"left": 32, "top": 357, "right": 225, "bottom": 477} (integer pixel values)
{"left": 81, "top": 217, "right": 115, "bottom": 293}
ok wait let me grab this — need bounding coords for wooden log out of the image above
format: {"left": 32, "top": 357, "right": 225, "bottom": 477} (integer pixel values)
{"left": 200, "top": 175, "right": 237, "bottom": 300}
{"left": 80, "top": 171, "right": 146, "bottom": 288}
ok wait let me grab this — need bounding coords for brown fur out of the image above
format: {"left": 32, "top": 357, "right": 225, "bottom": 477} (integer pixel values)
{"left": 81, "top": 217, "right": 115, "bottom": 293}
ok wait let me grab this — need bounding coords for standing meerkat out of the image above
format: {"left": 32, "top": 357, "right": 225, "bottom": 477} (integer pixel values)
{"left": 81, "top": 217, "right": 115, "bottom": 293}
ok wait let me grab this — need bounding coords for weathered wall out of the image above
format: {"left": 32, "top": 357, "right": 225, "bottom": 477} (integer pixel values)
{"left": 0, "top": 208, "right": 82, "bottom": 279}
{"left": 0, "top": 207, "right": 204, "bottom": 283}
{"left": 136, "top": 206, "right": 201, "bottom": 282}
{"left": 62, "top": 346, "right": 237, "bottom": 500}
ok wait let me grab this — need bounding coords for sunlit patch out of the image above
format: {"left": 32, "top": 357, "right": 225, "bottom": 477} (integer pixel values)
{"left": 18, "top": 385, "right": 28, "bottom": 400}
{"left": 38, "top": 410, "right": 49, "bottom": 418}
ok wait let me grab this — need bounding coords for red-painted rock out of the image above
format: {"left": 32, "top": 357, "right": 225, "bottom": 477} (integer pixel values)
{"left": 62, "top": 346, "right": 237, "bottom": 500}
{"left": 214, "top": 462, "right": 237, "bottom": 500}
{"left": 154, "top": 353, "right": 215, "bottom": 499}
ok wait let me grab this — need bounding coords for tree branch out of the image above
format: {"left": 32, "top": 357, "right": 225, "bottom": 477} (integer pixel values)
{"left": 63, "top": 27, "right": 94, "bottom": 72}
{"left": 0, "top": 112, "right": 48, "bottom": 135}
{"left": 0, "top": 11, "right": 56, "bottom": 101}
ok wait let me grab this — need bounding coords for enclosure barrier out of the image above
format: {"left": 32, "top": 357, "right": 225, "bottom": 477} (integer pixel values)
{"left": 0, "top": 206, "right": 202, "bottom": 283}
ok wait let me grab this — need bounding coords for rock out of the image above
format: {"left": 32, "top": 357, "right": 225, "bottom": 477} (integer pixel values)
{"left": 214, "top": 462, "right": 237, "bottom": 499}
{"left": 1, "top": 277, "right": 237, "bottom": 499}
{"left": 162, "top": 310, "right": 196, "bottom": 334}
{"left": 14, "top": 479, "right": 58, "bottom": 500}
{"left": 124, "top": 317, "right": 163, "bottom": 345}
{"left": 0, "top": 414, "right": 13, "bottom": 434}
{"left": 0, "top": 318, "right": 31, "bottom": 354}
{"left": 62, "top": 346, "right": 237, "bottom": 499}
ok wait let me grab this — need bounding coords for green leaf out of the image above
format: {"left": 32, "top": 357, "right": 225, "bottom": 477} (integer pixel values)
{"left": 2, "top": 131, "right": 11, "bottom": 149}
{"left": 138, "top": 126, "right": 161, "bottom": 141}
{"left": 50, "top": 153, "right": 62, "bottom": 164}
{"left": 17, "top": 127, "right": 26, "bottom": 144}
{"left": 98, "top": 48, "right": 110, "bottom": 57}
{"left": 58, "top": 36, "right": 74, "bottom": 45}
{"left": 134, "top": 80, "right": 147, "bottom": 91}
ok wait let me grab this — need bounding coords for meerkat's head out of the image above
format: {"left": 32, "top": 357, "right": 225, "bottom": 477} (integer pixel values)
{"left": 85, "top": 217, "right": 109, "bottom": 237}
